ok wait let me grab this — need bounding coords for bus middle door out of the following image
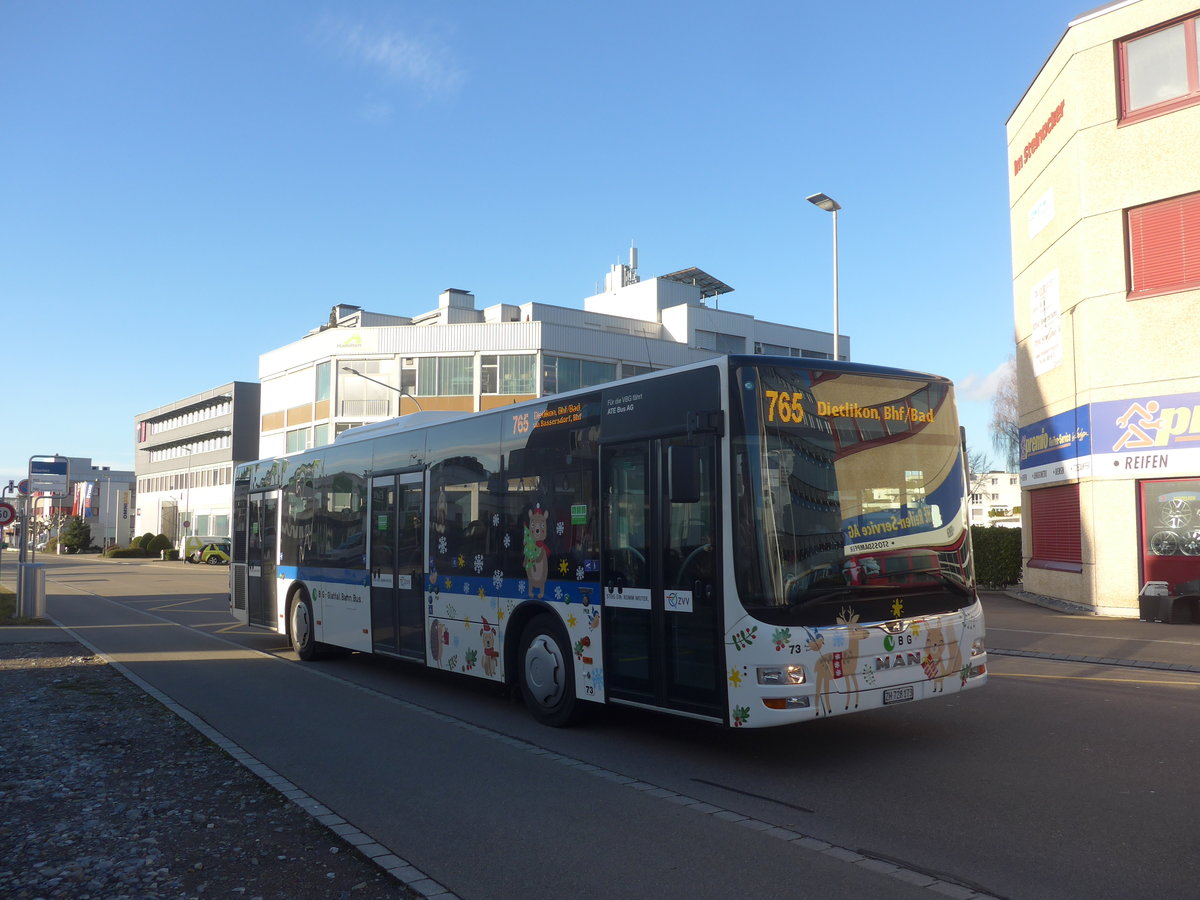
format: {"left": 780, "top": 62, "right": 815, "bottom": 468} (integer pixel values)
{"left": 369, "top": 472, "right": 426, "bottom": 659}
{"left": 246, "top": 491, "right": 280, "bottom": 628}
{"left": 602, "top": 434, "right": 723, "bottom": 720}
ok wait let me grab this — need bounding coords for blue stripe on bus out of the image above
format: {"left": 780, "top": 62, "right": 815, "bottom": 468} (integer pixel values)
{"left": 276, "top": 565, "right": 604, "bottom": 605}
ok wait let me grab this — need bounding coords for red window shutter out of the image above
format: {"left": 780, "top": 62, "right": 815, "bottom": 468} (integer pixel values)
{"left": 1029, "top": 484, "right": 1082, "bottom": 564}
{"left": 1128, "top": 192, "right": 1200, "bottom": 296}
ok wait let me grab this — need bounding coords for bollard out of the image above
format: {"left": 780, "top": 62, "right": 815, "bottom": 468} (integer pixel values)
{"left": 18, "top": 562, "right": 46, "bottom": 619}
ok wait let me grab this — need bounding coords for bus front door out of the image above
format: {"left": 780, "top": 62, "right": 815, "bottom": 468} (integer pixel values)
{"left": 602, "top": 435, "right": 723, "bottom": 720}
{"left": 246, "top": 491, "right": 279, "bottom": 628}
{"left": 369, "top": 473, "right": 425, "bottom": 659}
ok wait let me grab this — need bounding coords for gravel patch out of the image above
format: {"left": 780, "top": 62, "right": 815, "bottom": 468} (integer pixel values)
{"left": 0, "top": 640, "right": 418, "bottom": 899}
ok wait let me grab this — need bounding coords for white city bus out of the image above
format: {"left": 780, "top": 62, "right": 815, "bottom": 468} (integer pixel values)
{"left": 230, "top": 356, "right": 986, "bottom": 728}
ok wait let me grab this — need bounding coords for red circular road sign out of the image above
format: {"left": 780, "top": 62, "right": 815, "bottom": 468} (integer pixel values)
{"left": 0, "top": 502, "right": 16, "bottom": 526}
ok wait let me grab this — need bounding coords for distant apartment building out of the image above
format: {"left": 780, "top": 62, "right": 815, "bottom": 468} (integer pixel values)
{"left": 1008, "top": 0, "right": 1200, "bottom": 614}
{"left": 969, "top": 471, "right": 1021, "bottom": 529}
{"left": 134, "top": 382, "right": 261, "bottom": 543}
{"left": 257, "top": 253, "right": 847, "bottom": 457}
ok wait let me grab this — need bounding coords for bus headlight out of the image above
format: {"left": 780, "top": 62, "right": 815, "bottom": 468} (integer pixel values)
{"left": 971, "top": 637, "right": 986, "bottom": 658}
{"left": 757, "top": 664, "right": 806, "bottom": 685}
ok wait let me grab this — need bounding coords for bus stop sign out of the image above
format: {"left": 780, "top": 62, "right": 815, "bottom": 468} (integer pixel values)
{"left": 29, "top": 457, "right": 69, "bottom": 496}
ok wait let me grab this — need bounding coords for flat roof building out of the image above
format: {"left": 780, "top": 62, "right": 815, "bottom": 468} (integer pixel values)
{"left": 134, "top": 382, "right": 261, "bottom": 543}
{"left": 257, "top": 252, "right": 848, "bottom": 459}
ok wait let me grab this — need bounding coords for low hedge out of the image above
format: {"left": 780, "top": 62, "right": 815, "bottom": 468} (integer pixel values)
{"left": 971, "top": 525, "right": 1022, "bottom": 588}
{"left": 105, "top": 547, "right": 147, "bottom": 559}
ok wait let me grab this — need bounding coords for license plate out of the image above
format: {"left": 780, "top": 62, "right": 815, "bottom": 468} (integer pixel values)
{"left": 883, "top": 686, "right": 914, "bottom": 705}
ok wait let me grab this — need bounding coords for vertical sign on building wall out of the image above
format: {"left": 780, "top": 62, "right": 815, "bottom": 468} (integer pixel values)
{"left": 1030, "top": 269, "right": 1062, "bottom": 376}
{"left": 1028, "top": 188, "right": 1055, "bottom": 239}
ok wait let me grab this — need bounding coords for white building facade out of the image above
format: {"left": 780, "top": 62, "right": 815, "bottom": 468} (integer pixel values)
{"left": 969, "top": 471, "right": 1021, "bottom": 528}
{"left": 134, "top": 382, "right": 261, "bottom": 543}
{"left": 258, "top": 255, "right": 848, "bottom": 458}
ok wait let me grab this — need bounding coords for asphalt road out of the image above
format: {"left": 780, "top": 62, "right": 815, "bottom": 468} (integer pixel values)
{"left": 7, "top": 554, "right": 1200, "bottom": 899}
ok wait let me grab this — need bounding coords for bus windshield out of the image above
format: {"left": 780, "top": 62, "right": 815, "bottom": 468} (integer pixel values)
{"left": 731, "top": 363, "right": 974, "bottom": 626}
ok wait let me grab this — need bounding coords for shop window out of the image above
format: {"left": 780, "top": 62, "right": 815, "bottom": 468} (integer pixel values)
{"left": 1128, "top": 191, "right": 1200, "bottom": 297}
{"left": 1139, "top": 478, "right": 1200, "bottom": 592}
{"left": 1028, "top": 483, "right": 1082, "bottom": 572}
{"left": 1119, "top": 15, "right": 1200, "bottom": 123}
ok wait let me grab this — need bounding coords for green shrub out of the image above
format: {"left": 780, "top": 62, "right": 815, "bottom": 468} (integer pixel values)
{"left": 146, "top": 534, "right": 173, "bottom": 556}
{"left": 136, "top": 532, "right": 155, "bottom": 550}
{"left": 106, "top": 547, "right": 147, "bottom": 558}
{"left": 971, "top": 525, "right": 1022, "bottom": 588}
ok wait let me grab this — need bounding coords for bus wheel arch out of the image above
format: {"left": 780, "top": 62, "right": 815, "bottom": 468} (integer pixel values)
{"left": 516, "top": 612, "right": 582, "bottom": 727}
{"left": 287, "top": 586, "right": 322, "bottom": 661}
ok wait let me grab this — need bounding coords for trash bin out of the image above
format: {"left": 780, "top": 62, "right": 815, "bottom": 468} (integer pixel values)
{"left": 17, "top": 562, "right": 46, "bottom": 619}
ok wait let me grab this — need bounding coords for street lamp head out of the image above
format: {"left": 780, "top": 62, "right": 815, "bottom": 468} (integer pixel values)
{"left": 341, "top": 366, "right": 362, "bottom": 375}
{"left": 806, "top": 192, "right": 841, "bottom": 213}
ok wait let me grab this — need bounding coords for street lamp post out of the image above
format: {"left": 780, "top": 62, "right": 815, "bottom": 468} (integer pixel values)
{"left": 806, "top": 192, "right": 842, "bottom": 361}
{"left": 340, "top": 366, "right": 423, "bottom": 412}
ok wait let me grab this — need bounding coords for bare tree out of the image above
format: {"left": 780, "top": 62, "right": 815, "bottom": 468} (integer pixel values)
{"left": 990, "top": 355, "right": 1020, "bottom": 471}
{"left": 967, "top": 447, "right": 993, "bottom": 498}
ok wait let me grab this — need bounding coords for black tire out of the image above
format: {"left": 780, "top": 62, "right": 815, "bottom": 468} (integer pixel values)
{"left": 518, "top": 614, "right": 581, "bottom": 727}
{"left": 205, "top": 554, "right": 223, "bottom": 565}
{"left": 288, "top": 591, "right": 322, "bottom": 661}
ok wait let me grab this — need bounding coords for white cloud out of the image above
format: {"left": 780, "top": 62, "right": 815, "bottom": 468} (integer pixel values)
{"left": 957, "top": 358, "right": 1013, "bottom": 404}
{"left": 318, "top": 17, "right": 465, "bottom": 102}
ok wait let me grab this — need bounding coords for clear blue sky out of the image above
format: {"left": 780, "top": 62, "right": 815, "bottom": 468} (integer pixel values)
{"left": 0, "top": 0, "right": 1087, "bottom": 488}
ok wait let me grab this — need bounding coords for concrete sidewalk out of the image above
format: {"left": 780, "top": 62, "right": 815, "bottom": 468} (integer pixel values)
{"left": 982, "top": 590, "right": 1200, "bottom": 672}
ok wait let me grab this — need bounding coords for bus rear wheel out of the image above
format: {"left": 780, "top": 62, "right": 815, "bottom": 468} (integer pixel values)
{"left": 518, "top": 615, "right": 580, "bottom": 727}
{"left": 288, "top": 592, "right": 323, "bottom": 661}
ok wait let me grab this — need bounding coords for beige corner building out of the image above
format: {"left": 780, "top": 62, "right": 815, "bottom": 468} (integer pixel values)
{"left": 1008, "top": 0, "right": 1200, "bottom": 615}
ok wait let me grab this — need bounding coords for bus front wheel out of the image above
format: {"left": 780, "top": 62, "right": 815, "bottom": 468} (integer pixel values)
{"left": 518, "top": 615, "right": 580, "bottom": 727}
{"left": 289, "top": 592, "right": 322, "bottom": 661}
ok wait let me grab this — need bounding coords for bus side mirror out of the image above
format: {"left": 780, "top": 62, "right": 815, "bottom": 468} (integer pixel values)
{"left": 668, "top": 446, "right": 701, "bottom": 504}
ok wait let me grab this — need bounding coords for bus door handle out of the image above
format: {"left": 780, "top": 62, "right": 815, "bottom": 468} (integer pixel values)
{"left": 607, "top": 575, "right": 626, "bottom": 595}
{"left": 695, "top": 580, "right": 713, "bottom": 601}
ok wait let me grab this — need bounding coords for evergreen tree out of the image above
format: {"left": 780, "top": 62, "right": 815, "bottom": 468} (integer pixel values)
{"left": 59, "top": 516, "right": 92, "bottom": 553}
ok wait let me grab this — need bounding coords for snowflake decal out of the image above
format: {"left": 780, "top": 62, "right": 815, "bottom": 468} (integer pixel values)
{"left": 553, "top": 585, "right": 563, "bottom": 601}
{"left": 518, "top": 580, "right": 527, "bottom": 595}
{"left": 473, "top": 554, "right": 484, "bottom": 574}
{"left": 591, "top": 669, "right": 604, "bottom": 693}
{"left": 503, "top": 533, "right": 512, "bottom": 549}
{"left": 575, "top": 566, "right": 585, "bottom": 581}
{"left": 438, "top": 536, "right": 448, "bottom": 555}
{"left": 492, "top": 570, "right": 504, "bottom": 590}
{"left": 556, "top": 521, "right": 565, "bottom": 536}
{"left": 491, "top": 513, "right": 500, "bottom": 527}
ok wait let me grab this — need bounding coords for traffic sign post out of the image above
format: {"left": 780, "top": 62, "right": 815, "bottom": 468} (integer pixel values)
{"left": 0, "top": 501, "right": 14, "bottom": 591}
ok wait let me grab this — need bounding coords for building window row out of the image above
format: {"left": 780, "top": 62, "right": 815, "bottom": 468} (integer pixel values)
{"left": 148, "top": 434, "right": 232, "bottom": 463}
{"left": 146, "top": 400, "right": 231, "bottom": 436}
{"left": 139, "top": 465, "right": 232, "bottom": 494}
{"left": 754, "top": 341, "right": 831, "bottom": 360}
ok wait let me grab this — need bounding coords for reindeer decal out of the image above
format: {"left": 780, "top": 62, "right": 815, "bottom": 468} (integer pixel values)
{"left": 806, "top": 608, "right": 870, "bottom": 716}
